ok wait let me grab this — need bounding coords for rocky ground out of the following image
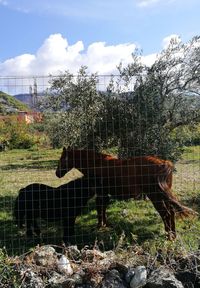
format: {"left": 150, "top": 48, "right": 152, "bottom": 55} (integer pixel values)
{"left": 1, "top": 244, "right": 200, "bottom": 287}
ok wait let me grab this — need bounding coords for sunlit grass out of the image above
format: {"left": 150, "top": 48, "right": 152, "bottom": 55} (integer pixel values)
{"left": 0, "top": 146, "right": 199, "bottom": 255}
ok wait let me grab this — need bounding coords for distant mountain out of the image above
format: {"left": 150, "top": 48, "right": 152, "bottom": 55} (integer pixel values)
{"left": 14, "top": 92, "right": 45, "bottom": 109}
{"left": 14, "top": 93, "right": 33, "bottom": 107}
{"left": 0, "top": 91, "right": 29, "bottom": 115}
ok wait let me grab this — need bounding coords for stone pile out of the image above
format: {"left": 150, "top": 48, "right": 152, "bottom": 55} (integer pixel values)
{"left": 11, "top": 245, "right": 200, "bottom": 288}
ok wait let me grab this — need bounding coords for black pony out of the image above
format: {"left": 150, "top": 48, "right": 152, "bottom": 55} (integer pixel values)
{"left": 14, "top": 177, "right": 100, "bottom": 242}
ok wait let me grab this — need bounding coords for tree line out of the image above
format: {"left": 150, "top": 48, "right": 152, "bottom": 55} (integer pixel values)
{"left": 39, "top": 36, "right": 200, "bottom": 161}
{"left": 1, "top": 36, "right": 199, "bottom": 161}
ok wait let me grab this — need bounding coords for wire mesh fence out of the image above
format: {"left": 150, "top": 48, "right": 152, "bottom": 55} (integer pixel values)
{"left": 0, "top": 75, "right": 199, "bottom": 255}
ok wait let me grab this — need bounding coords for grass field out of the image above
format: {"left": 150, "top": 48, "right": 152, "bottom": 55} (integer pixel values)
{"left": 0, "top": 146, "right": 199, "bottom": 256}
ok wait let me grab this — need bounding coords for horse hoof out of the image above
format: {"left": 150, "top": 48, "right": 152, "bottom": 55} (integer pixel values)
{"left": 97, "top": 224, "right": 108, "bottom": 229}
{"left": 167, "top": 232, "right": 176, "bottom": 241}
{"left": 97, "top": 223, "right": 112, "bottom": 231}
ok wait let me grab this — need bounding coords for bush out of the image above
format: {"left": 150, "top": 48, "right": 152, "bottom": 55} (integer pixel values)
{"left": 0, "top": 249, "right": 20, "bottom": 287}
{"left": 0, "top": 116, "right": 37, "bottom": 149}
{"left": 173, "top": 124, "right": 200, "bottom": 147}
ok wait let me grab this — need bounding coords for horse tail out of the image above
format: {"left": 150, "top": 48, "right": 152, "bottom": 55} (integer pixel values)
{"left": 170, "top": 198, "right": 198, "bottom": 219}
{"left": 157, "top": 163, "right": 197, "bottom": 218}
{"left": 146, "top": 162, "right": 197, "bottom": 219}
{"left": 14, "top": 189, "right": 25, "bottom": 228}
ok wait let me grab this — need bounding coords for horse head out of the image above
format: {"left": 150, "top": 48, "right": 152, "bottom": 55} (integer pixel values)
{"left": 56, "top": 147, "right": 73, "bottom": 178}
{"left": 56, "top": 147, "right": 93, "bottom": 178}
{"left": 56, "top": 147, "right": 107, "bottom": 178}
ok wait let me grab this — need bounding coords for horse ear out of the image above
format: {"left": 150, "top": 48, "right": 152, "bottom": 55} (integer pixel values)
{"left": 65, "top": 146, "right": 72, "bottom": 151}
{"left": 62, "top": 147, "right": 68, "bottom": 156}
{"left": 62, "top": 146, "right": 72, "bottom": 154}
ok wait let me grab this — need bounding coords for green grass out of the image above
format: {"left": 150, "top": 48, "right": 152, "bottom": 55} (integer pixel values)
{"left": 0, "top": 146, "right": 199, "bottom": 255}
{"left": 0, "top": 91, "right": 29, "bottom": 113}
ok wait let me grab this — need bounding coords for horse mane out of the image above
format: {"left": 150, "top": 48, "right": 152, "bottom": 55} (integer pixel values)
{"left": 101, "top": 153, "right": 118, "bottom": 160}
{"left": 65, "top": 148, "right": 117, "bottom": 160}
{"left": 65, "top": 149, "right": 173, "bottom": 169}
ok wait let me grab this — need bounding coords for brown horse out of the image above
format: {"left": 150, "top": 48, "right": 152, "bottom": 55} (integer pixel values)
{"left": 56, "top": 147, "right": 197, "bottom": 240}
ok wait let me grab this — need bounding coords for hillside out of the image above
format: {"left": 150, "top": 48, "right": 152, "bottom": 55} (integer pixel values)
{"left": 14, "top": 93, "right": 32, "bottom": 107}
{"left": 14, "top": 92, "right": 45, "bottom": 108}
{"left": 0, "top": 91, "right": 30, "bottom": 114}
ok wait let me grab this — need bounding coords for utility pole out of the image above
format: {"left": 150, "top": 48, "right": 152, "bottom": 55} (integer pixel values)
{"left": 29, "top": 78, "right": 38, "bottom": 109}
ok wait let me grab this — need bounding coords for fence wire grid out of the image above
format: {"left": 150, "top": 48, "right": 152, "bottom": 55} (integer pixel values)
{"left": 0, "top": 75, "right": 199, "bottom": 255}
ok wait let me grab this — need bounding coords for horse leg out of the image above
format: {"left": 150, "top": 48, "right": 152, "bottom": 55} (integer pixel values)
{"left": 147, "top": 189, "right": 176, "bottom": 240}
{"left": 145, "top": 182, "right": 177, "bottom": 240}
{"left": 63, "top": 216, "right": 76, "bottom": 243}
{"left": 32, "top": 219, "right": 41, "bottom": 237}
{"left": 154, "top": 200, "right": 176, "bottom": 240}
{"left": 159, "top": 204, "right": 176, "bottom": 240}
{"left": 96, "top": 194, "right": 110, "bottom": 228}
{"left": 167, "top": 204, "right": 176, "bottom": 240}
{"left": 26, "top": 214, "right": 34, "bottom": 237}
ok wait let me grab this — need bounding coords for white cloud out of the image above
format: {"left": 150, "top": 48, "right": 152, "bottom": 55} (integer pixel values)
{"left": 162, "top": 34, "right": 181, "bottom": 49}
{"left": 32, "top": 34, "right": 84, "bottom": 74}
{"left": 0, "top": 34, "right": 137, "bottom": 76}
{"left": 0, "top": 0, "right": 8, "bottom": 6}
{"left": 137, "top": 0, "right": 161, "bottom": 7}
{"left": 85, "top": 42, "right": 136, "bottom": 74}
{"left": 136, "top": 0, "right": 176, "bottom": 8}
{"left": 142, "top": 53, "right": 157, "bottom": 66}
{"left": 1, "top": 54, "right": 35, "bottom": 75}
{"left": 0, "top": 33, "right": 184, "bottom": 78}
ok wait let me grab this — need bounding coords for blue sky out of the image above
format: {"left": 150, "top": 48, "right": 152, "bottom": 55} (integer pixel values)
{"left": 0, "top": 0, "right": 199, "bottom": 76}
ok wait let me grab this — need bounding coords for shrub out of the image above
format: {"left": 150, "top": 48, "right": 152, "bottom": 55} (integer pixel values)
{"left": 0, "top": 116, "right": 36, "bottom": 149}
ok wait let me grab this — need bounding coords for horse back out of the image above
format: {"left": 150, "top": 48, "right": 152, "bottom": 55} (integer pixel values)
{"left": 80, "top": 153, "right": 173, "bottom": 199}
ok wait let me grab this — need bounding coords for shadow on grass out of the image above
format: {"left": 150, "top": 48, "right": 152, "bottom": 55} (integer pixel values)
{"left": 3, "top": 193, "right": 198, "bottom": 255}
{"left": 0, "top": 195, "right": 15, "bottom": 212}
{"left": 179, "top": 159, "right": 200, "bottom": 165}
{"left": 183, "top": 194, "right": 200, "bottom": 215}
{"left": 0, "top": 196, "right": 164, "bottom": 255}
{"left": 0, "top": 159, "right": 58, "bottom": 171}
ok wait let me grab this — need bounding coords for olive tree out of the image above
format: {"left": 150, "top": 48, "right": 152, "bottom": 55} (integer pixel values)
{"left": 40, "top": 66, "right": 104, "bottom": 149}
{"left": 41, "top": 36, "right": 200, "bottom": 161}
{"left": 109, "top": 36, "right": 200, "bottom": 160}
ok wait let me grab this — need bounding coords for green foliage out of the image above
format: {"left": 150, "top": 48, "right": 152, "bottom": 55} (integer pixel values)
{"left": 41, "top": 66, "right": 104, "bottom": 149}
{"left": 0, "top": 91, "right": 29, "bottom": 114}
{"left": 40, "top": 37, "right": 200, "bottom": 161}
{"left": 114, "top": 36, "right": 200, "bottom": 160}
{"left": 0, "top": 116, "right": 37, "bottom": 149}
{"left": 173, "top": 124, "right": 200, "bottom": 146}
{"left": 0, "top": 249, "right": 20, "bottom": 287}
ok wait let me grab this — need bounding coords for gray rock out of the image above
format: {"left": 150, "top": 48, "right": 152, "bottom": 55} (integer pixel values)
{"left": 67, "top": 245, "right": 81, "bottom": 261}
{"left": 146, "top": 267, "right": 184, "bottom": 288}
{"left": 71, "top": 273, "right": 84, "bottom": 285}
{"left": 125, "top": 268, "right": 135, "bottom": 284}
{"left": 48, "top": 272, "right": 83, "bottom": 288}
{"left": 130, "top": 266, "right": 147, "bottom": 288}
{"left": 33, "top": 245, "right": 57, "bottom": 267}
{"left": 76, "top": 284, "right": 93, "bottom": 288}
{"left": 61, "top": 278, "right": 76, "bottom": 288}
{"left": 57, "top": 255, "right": 73, "bottom": 275}
{"left": 99, "top": 251, "right": 117, "bottom": 267}
{"left": 48, "top": 272, "right": 68, "bottom": 288}
{"left": 100, "top": 269, "right": 127, "bottom": 288}
{"left": 81, "top": 248, "right": 105, "bottom": 262}
{"left": 20, "top": 269, "right": 44, "bottom": 288}
{"left": 175, "top": 271, "right": 200, "bottom": 288}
